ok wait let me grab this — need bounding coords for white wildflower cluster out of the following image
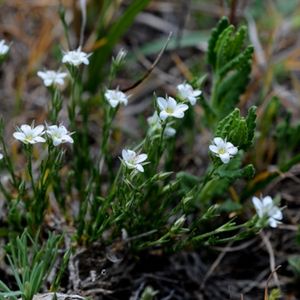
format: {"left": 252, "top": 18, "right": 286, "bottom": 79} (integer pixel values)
{"left": 128, "top": 83, "right": 200, "bottom": 172}
{"left": 13, "top": 124, "right": 73, "bottom": 146}
{"left": 37, "top": 47, "right": 91, "bottom": 88}
{"left": 252, "top": 195, "right": 283, "bottom": 228}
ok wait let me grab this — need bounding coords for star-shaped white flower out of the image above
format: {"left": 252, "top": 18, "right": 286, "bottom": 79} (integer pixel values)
{"left": 209, "top": 137, "right": 238, "bottom": 164}
{"left": 105, "top": 89, "right": 128, "bottom": 108}
{"left": 0, "top": 40, "right": 9, "bottom": 56}
{"left": 121, "top": 149, "right": 148, "bottom": 173}
{"left": 252, "top": 195, "right": 283, "bottom": 228}
{"left": 177, "top": 83, "right": 202, "bottom": 105}
{"left": 62, "top": 47, "right": 91, "bottom": 67}
{"left": 46, "top": 124, "right": 74, "bottom": 146}
{"left": 13, "top": 124, "right": 46, "bottom": 144}
{"left": 37, "top": 70, "right": 68, "bottom": 87}
{"left": 157, "top": 96, "right": 188, "bottom": 121}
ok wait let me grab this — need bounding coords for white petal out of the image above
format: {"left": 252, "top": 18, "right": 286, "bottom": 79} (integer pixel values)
{"left": 177, "top": 104, "right": 189, "bottom": 112}
{"left": 122, "top": 149, "right": 129, "bottom": 161}
{"left": 136, "top": 164, "right": 144, "bottom": 172}
{"left": 63, "top": 135, "right": 74, "bottom": 143}
{"left": 262, "top": 196, "right": 273, "bottom": 207}
{"left": 270, "top": 208, "right": 283, "bottom": 220}
{"left": 220, "top": 152, "right": 230, "bottom": 164}
{"left": 34, "top": 136, "right": 46, "bottom": 143}
{"left": 227, "top": 145, "right": 238, "bottom": 155}
{"left": 157, "top": 97, "right": 167, "bottom": 110}
{"left": 13, "top": 132, "right": 25, "bottom": 141}
{"left": 172, "top": 111, "right": 184, "bottom": 118}
{"left": 189, "top": 97, "right": 197, "bottom": 105}
{"left": 168, "top": 97, "right": 177, "bottom": 108}
{"left": 135, "top": 154, "right": 147, "bottom": 163}
{"left": 252, "top": 197, "right": 263, "bottom": 217}
{"left": 33, "top": 125, "right": 45, "bottom": 135}
{"left": 193, "top": 90, "right": 202, "bottom": 97}
{"left": 56, "top": 78, "right": 65, "bottom": 86}
{"left": 20, "top": 125, "right": 32, "bottom": 134}
{"left": 268, "top": 218, "right": 279, "bottom": 228}
{"left": 108, "top": 99, "right": 119, "bottom": 108}
{"left": 159, "top": 111, "right": 169, "bottom": 121}
{"left": 122, "top": 149, "right": 135, "bottom": 161}
{"left": 213, "top": 137, "right": 224, "bottom": 147}
{"left": 209, "top": 145, "right": 219, "bottom": 154}
{"left": 37, "top": 71, "right": 46, "bottom": 79}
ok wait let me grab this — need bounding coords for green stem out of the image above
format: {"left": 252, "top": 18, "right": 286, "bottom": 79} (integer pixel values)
{"left": 25, "top": 146, "right": 36, "bottom": 196}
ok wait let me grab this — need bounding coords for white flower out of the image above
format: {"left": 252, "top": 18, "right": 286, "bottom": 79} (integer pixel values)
{"left": 252, "top": 195, "right": 283, "bottom": 228}
{"left": 105, "top": 89, "right": 128, "bottom": 108}
{"left": 62, "top": 47, "right": 91, "bottom": 67}
{"left": 147, "top": 112, "right": 176, "bottom": 137}
{"left": 37, "top": 70, "right": 68, "bottom": 87}
{"left": 177, "top": 83, "right": 202, "bottom": 105}
{"left": 46, "top": 124, "right": 74, "bottom": 146}
{"left": 209, "top": 137, "right": 238, "bottom": 164}
{"left": 157, "top": 96, "right": 188, "bottom": 121}
{"left": 121, "top": 149, "right": 148, "bottom": 173}
{"left": 13, "top": 124, "right": 46, "bottom": 144}
{"left": 0, "top": 153, "right": 3, "bottom": 160}
{"left": 0, "top": 40, "right": 9, "bottom": 56}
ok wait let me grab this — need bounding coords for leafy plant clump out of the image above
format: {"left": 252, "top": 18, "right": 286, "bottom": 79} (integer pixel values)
{"left": 0, "top": 12, "right": 289, "bottom": 299}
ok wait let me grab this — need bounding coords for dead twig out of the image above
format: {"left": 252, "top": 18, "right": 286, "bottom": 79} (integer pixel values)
{"left": 260, "top": 231, "right": 281, "bottom": 289}
{"left": 122, "top": 32, "right": 173, "bottom": 93}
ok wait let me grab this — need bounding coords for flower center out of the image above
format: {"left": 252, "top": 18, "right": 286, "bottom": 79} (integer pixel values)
{"left": 52, "top": 132, "right": 61, "bottom": 139}
{"left": 26, "top": 134, "right": 34, "bottom": 141}
{"left": 166, "top": 107, "right": 174, "bottom": 114}
{"left": 218, "top": 148, "right": 226, "bottom": 155}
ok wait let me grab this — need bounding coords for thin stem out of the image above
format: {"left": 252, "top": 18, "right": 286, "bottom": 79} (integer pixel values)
{"left": 25, "top": 145, "right": 36, "bottom": 196}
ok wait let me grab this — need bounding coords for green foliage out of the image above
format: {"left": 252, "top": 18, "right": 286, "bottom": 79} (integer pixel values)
{"left": 276, "top": 112, "right": 300, "bottom": 162}
{"left": 0, "top": 12, "right": 291, "bottom": 296}
{"left": 268, "top": 288, "right": 281, "bottom": 300}
{"left": 207, "top": 17, "right": 254, "bottom": 119}
{"left": 207, "top": 17, "right": 230, "bottom": 69}
{"left": 215, "top": 106, "right": 257, "bottom": 150}
{"left": 198, "top": 157, "right": 255, "bottom": 204}
{"left": 0, "top": 231, "right": 62, "bottom": 300}
{"left": 140, "top": 286, "right": 159, "bottom": 300}
{"left": 288, "top": 256, "right": 300, "bottom": 278}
